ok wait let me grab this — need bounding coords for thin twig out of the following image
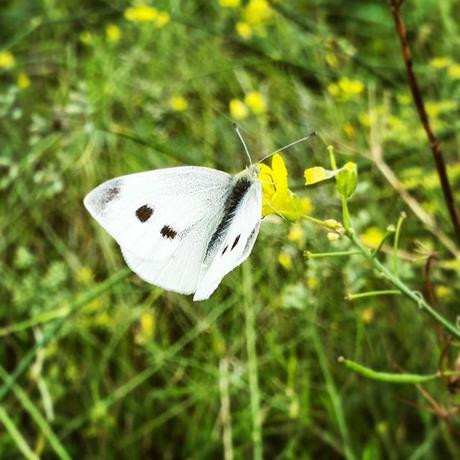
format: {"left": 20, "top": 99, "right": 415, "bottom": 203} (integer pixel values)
{"left": 389, "top": 0, "right": 460, "bottom": 244}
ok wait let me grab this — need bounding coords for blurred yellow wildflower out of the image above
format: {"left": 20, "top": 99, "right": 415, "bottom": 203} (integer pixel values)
{"left": 219, "top": 0, "right": 241, "bottom": 7}
{"left": 124, "top": 4, "right": 170, "bottom": 26}
{"left": 361, "top": 307, "right": 374, "bottom": 323}
{"left": 75, "top": 266, "right": 94, "bottom": 284}
{"left": 229, "top": 99, "right": 248, "bottom": 120}
{"left": 17, "top": 72, "right": 30, "bottom": 89}
{"left": 288, "top": 223, "right": 304, "bottom": 243}
{"left": 0, "top": 51, "right": 15, "bottom": 69}
{"left": 360, "top": 226, "right": 385, "bottom": 249}
{"left": 236, "top": 21, "right": 252, "bottom": 39}
{"left": 429, "top": 57, "right": 451, "bottom": 69}
{"left": 169, "top": 95, "right": 188, "bottom": 112}
{"left": 243, "top": 0, "right": 272, "bottom": 26}
{"left": 343, "top": 121, "right": 355, "bottom": 139}
{"left": 447, "top": 64, "right": 460, "bottom": 79}
{"left": 425, "top": 100, "right": 457, "bottom": 118}
{"left": 125, "top": 4, "right": 159, "bottom": 22}
{"left": 259, "top": 153, "right": 310, "bottom": 220}
{"left": 155, "top": 11, "right": 171, "bottom": 27}
{"left": 325, "top": 52, "right": 338, "bottom": 68}
{"left": 135, "top": 311, "right": 156, "bottom": 344}
{"left": 435, "top": 285, "right": 451, "bottom": 299}
{"left": 339, "top": 78, "right": 363, "bottom": 94}
{"left": 278, "top": 252, "right": 292, "bottom": 270}
{"left": 245, "top": 91, "right": 266, "bottom": 114}
{"left": 328, "top": 78, "right": 364, "bottom": 100}
{"left": 79, "top": 31, "right": 93, "bottom": 45}
{"left": 106, "top": 24, "right": 122, "bottom": 43}
{"left": 306, "top": 277, "right": 318, "bottom": 289}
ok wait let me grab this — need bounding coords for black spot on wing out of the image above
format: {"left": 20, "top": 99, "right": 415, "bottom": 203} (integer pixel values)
{"left": 244, "top": 223, "right": 259, "bottom": 253}
{"left": 136, "top": 205, "right": 153, "bottom": 222}
{"left": 231, "top": 234, "right": 241, "bottom": 251}
{"left": 99, "top": 181, "right": 121, "bottom": 209}
{"left": 161, "top": 225, "right": 177, "bottom": 239}
{"left": 222, "top": 245, "right": 228, "bottom": 255}
{"left": 207, "top": 177, "right": 252, "bottom": 255}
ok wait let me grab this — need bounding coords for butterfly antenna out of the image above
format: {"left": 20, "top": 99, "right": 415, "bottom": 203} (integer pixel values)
{"left": 233, "top": 123, "right": 252, "bottom": 166}
{"left": 257, "top": 131, "right": 316, "bottom": 164}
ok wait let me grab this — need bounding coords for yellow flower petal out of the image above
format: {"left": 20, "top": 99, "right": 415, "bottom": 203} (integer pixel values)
{"left": 229, "top": 99, "right": 248, "bottom": 120}
{"left": 219, "top": 0, "right": 241, "bottom": 7}
{"left": 236, "top": 21, "right": 252, "bottom": 39}
{"left": 0, "top": 51, "right": 15, "bottom": 69}
{"left": 304, "top": 166, "right": 335, "bottom": 185}
{"left": 169, "top": 95, "right": 188, "bottom": 111}
{"left": 271, "top": 153, "right": 288, "bottom": 193}
{"left": 245, "top": 91, "right": 266, "bottom": 114}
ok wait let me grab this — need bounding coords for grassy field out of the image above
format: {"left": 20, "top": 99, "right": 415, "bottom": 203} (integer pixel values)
{"left": 1, "top": 0, "right": 460, "bottom": 458}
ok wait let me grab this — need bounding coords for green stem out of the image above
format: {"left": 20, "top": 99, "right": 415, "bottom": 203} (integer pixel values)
{"left": 392, "top": 212, "right": 406, "bottom": 274}
{"left": 347, "top": 232, "right": 460, "bottom": 339}
{"left": 345, "top": 290, "right": 401, "bottom": 301}
{"left": 310, "top": 322, "right": 356, "bottom": 460}
{"left": 243, "top": 262, "right": 263, "bottom": 460}
{"left": 338, "top": 357, "right": 460, "bottom": 384}
{"left": 305, "top": 250, "right": 360, "bottom": 259}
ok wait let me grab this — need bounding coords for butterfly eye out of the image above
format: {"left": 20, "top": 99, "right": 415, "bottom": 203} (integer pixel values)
{"left": 136, "top": 205, "right": 154, "bottom": 222}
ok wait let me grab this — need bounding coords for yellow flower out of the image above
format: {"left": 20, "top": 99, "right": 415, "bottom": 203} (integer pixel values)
{"left": 75, "top": 266, "right": 94, "bottom": 284}
{"left": 288, "top": 223, "right": 304, "bottom": 243}
{"left": 219, "top": 0, "right": 241, "bottom": 7}
{"left": 278, "top": 252, "right": 292, "bottom": 270}
{"left": 338, "top": 77, "right": 364, "bottom": 95}
{"left": 229, "top": 99, "right": 248, "bottom": 120}
{"left": 17, "top": 72, "right": 30, "bottom": 89}
{"left": 447, "top": 64, "right": 460, "bottom": 79}
{"left": 0, "top": 51, "right": 15, "bottom": 69}
{"left": 327, "top": 83, "right": 340, "bottom": 97}
{"left": 306, "top": 277, "right": 318, "bottom": 289}
{"left": 169, "top": 95, "right": 188, "bottom": 111}
{"left": 259, "top": 153, "right": 310, "bottom": 220}
{"left": 361, "top": 307, "right": 374, "bottom": 323}
{"left": 343, "top": 121, "right": 355, "bottom": 139}
{"left": 124, "top": 4, "right": 159, "bottom": 22}
{"left": 360, "top": 226, "right": 385, "bottom": 249}
{"left": 435, "top": 285, "right": 450, "bottom": 299}
{"left": 243, "top": 0, "right": 272, "bottom": 26}
{"left": 429, "top": 57, "right": 451, "bottom": 69}
{"left": 245, "top": 91, "right": 266, "bottom": 114}
{"left": 155, "top": 11, "right": 170, "bottom": 28}
{"left": 106, "top": 24, "right": 122, "bottom": 43}
{"left": 236, "top": 21, "right": 252, "bottom": 39}
{"left": 79, "top": 31, "right": 93, "bottom": 45}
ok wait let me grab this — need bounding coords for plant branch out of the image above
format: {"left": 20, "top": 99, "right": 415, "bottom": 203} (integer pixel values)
{"left": 389, "top": 0, "right": 460, "bottom": 244}
{"left": 346, "top": 231, "right": 460, "bottom": 340}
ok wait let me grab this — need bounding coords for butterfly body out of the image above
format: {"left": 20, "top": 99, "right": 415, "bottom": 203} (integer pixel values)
{"left": 84, "top": 164, "right": 262, "bottom": 300}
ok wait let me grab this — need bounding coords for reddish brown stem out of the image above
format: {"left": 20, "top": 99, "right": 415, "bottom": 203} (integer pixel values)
{"left": 389, "top": 0, "right": 460, "bottom": 244}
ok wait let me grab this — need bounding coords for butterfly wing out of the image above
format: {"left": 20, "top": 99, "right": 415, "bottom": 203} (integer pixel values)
{"left": 193, "top": 180, "right": 262, "bottom": 301}
{"left": 84, "top": 166, "right": 233, "bottom": 294}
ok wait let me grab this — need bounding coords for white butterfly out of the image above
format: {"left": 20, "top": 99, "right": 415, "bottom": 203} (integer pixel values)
{"left": 84, "top": 129, "right": 314, "bottom": 301}
{"left": 84, "top": 163, "right": 261, "bottom": 301}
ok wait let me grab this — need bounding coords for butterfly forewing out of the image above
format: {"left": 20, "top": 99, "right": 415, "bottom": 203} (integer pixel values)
{"left": 194, "top": 177, "right": 262, "bottom": 301}
{"left": 84, "top": 167, "right": 232, "bottom": 262}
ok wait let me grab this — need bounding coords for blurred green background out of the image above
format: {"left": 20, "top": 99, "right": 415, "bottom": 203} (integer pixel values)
{"left": 1, "top": 0, "right": 460, "bottom": 458}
